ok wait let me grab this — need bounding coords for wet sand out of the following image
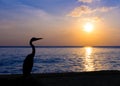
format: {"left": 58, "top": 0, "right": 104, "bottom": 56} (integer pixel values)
{"left": 0, "top": 70, "right": 120, "bottom": 86}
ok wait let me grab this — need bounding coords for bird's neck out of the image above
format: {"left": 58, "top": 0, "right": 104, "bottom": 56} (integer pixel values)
{"left": 30, "top": 41, "right": 35, "bottom": 56}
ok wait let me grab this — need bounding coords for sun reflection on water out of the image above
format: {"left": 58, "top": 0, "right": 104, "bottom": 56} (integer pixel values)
{"left": 84, "top": 47, "right": 95, "bottom": 71}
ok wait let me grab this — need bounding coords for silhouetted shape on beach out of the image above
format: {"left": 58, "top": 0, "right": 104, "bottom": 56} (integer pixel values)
{"left": 23, "top": 37, "right": 43, "bottom": 77}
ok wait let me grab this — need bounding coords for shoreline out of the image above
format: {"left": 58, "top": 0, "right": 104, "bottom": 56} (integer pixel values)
{"left": 0, "top": 70, "right": 120, "bottom": 86}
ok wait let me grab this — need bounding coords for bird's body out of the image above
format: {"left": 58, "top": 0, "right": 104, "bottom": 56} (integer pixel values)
{"left": 23, "top": 54, "right": 34, "bottom": 76}
{"left": 22, "top": 37, "right": 42, "bottom": 77}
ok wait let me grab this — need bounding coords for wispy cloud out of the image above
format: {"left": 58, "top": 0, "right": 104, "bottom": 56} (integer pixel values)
{"left": 0, "top": 4, "right": 52, "bottom": 40}
{"left": 68, "top": 5, "right": 117, "bottom": 17}
{"left": 83, "top": 16, "right": 103, "bottom": 23}
{"left": 78, "top": 0, "right": 101, "bottom": 3}
{"left": 0, "top": 3, "right": 73, "bottom": 46}
{"left": 67, "top": 5, "right": 93, "bottom": 17}
{"left": 78, "top": 0, "right": 93, "bottom": 3}
{"left": 0, "top": 4, "right": 53, "bottom": 28}
{"left": 98, "top": 7, "right": 117, "bottom": 12}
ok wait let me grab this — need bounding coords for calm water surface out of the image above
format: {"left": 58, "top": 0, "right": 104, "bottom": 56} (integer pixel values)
{"left": 0, "top": 46, "right": 120, "bottom": 74}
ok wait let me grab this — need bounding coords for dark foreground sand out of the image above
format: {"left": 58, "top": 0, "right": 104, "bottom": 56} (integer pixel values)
{"left": 0, "top": 70, "right": 120, "bottom": 86}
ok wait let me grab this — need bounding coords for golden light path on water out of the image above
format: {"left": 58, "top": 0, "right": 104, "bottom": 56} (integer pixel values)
{"left": 84, "top": 47, "right": 95, "bottom": 71}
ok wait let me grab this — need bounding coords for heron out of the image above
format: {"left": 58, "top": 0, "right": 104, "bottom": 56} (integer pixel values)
{"left": 22, "top": 37, "right": 43, "bottom": 77}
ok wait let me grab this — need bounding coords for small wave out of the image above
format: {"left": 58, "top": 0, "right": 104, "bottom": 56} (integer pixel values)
{"left": 35, "top": 57, "right": 65, "bottom": 64}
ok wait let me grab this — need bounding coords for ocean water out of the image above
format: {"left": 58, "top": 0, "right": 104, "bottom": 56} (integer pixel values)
{"left": 0, "top": 46, "right": 120, "bottom": 74}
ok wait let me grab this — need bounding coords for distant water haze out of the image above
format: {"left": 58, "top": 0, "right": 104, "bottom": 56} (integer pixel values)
{"left": 0, "top": 46, "right": 120, "bottom": 74}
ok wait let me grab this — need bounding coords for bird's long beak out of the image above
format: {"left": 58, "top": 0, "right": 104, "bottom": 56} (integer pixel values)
{"left": 37, "top": 38, "right": 43, "bottom": 40}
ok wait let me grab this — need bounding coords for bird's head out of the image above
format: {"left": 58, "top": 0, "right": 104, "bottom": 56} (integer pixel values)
{"left": 30, "top": 37, "right": 43, "bottom": 42}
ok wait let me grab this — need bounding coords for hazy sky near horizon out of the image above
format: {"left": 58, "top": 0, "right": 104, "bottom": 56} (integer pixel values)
{"left": 0, "top": 0, "right": 120, "bottom": 46}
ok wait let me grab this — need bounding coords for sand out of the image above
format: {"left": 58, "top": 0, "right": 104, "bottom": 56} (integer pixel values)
{"left": 0, "top": 70, "right": 120, "bottom": 86}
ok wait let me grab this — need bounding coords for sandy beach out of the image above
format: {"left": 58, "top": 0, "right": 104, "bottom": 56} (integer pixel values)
{"left": 0, "top": 70, "right": 120, "bottom": 86}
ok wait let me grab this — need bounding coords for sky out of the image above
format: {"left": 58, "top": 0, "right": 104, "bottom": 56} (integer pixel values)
{"left": 0, "top": 0, "right": 120, "bottom": 46}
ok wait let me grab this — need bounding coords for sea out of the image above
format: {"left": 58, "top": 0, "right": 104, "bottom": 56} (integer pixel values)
{"left": 0, "top": 46, "right": 120, "bottom": 74}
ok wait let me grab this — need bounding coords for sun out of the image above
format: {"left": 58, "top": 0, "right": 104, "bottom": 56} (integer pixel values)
{"left": 83, "top": 22, "right": 94, "bottom": 32}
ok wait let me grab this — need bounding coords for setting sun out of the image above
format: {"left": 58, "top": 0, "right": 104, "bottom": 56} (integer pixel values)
{"left": 83, "top": 22, "right": 94, "bottom": 32}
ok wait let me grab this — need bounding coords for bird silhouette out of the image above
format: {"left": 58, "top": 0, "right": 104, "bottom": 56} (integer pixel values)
{"left": 23, "top": 37, "right": 43, "bottom": 77}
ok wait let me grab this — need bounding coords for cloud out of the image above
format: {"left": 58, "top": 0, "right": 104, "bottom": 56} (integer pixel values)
{"left": 0, "top": 4, "right": 53, "bottom": 26}
{"left": 0, "top": 4, "right": 53, "bottom": 40}
{"left": 0, "top": 3, "right": 74, "bottom": 46}
{"left": 83, "top": 16, "right": 103, "bottom": 23}
{"left": 67, "top": 5, "right": 93, "bottom": 17}
{"left": 78, "top": 0, "right": 101, "bottom": 3}
{"left": 68, "top": 5, "right": 117, "bottom": 17}
{"left": 98, "top": 7, "right": 117, "bottom": 12}
{"left": 78, "top": 0, "right": 93, "bottom": 3}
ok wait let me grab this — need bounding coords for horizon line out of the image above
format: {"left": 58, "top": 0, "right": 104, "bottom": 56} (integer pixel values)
{"left": 1, "top": 46, "right": 120, "bottom": 48}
